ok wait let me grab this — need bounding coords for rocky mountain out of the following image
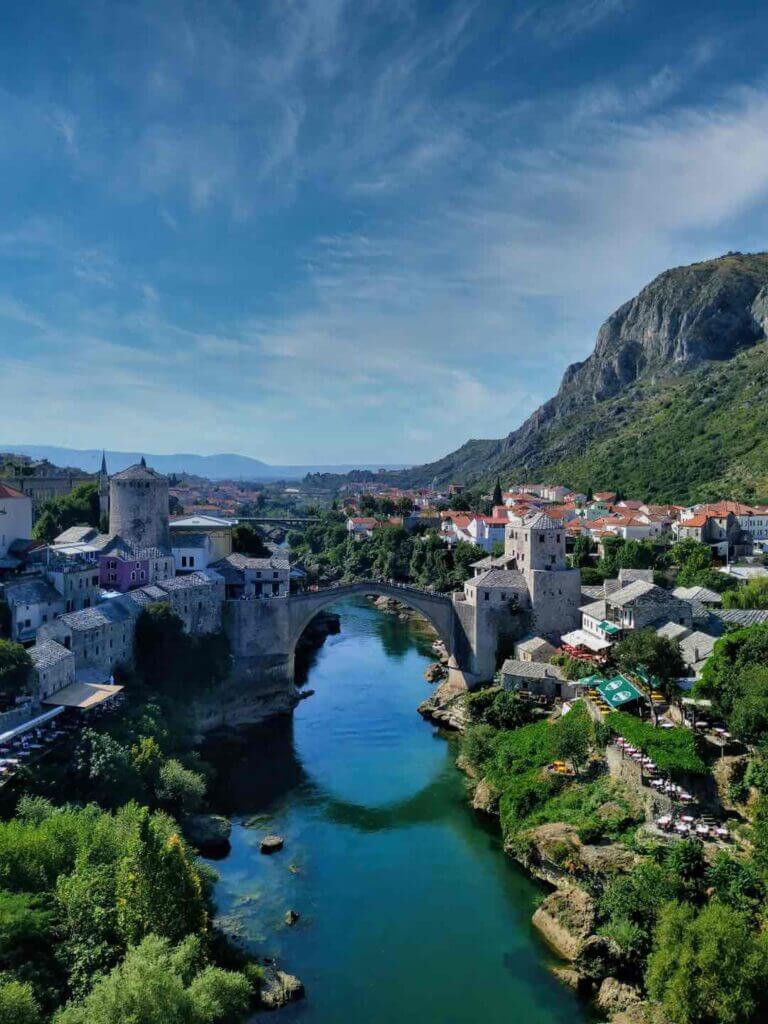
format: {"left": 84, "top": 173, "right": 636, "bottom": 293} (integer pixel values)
{"left": 397, "top": 252, "right": 768, "bottom": 502}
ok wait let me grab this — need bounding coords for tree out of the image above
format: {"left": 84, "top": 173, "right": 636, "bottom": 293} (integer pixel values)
{"left": 611, "top": 629, "right": 685, "bottom": 704}
{"left": 134, "top": 603, "right": 188, "bottom": 690}
{"left": 723, "top": 578, "right": 768, "bottom": 609}
{"left": 155, "top": 760, "right": 206, "bottom": 816}
{"left": 52, "top": 934, "right": 251, "bottom": 1024}
{"left": 31, "top": 509, "right": 60, "bottom": 543}
{"left": 74, "top": 730, "right": 144, "bottom": 808}
{"left": 726, "top": 665, "right": 768, "bottom": 743}
{"left": 0, "top": 976, "right": 41, "bottom": 1024}
{"left": 698, "top": 624, "right": 768, "bottom": 720}
{"left": 553, "top": 706, "right": 592, "bottom": 772}
{"left": 645, "top": 901, "right": 768, "bottom": 1024}
{"left": 449, "top": 495, "right": 471, "bottom": 512}
{"left": 231, "top": 524, "right": 270, "bottom": 558}
{"left": 492, "top": 478, "right": 503, "bottom": 507}
{"left": 570, "top": 533, "right": 593, "bottom": 568}
{"left": 0, "top": 641, "right": 32, "bottom": 698}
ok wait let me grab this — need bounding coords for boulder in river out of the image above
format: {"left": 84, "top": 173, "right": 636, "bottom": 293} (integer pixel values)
{"left": 531, "top": 884, "right": 596, "bottom": 960}
{"left": 596, "top": 977, "right": 643, "bottom": 1017}
{"left": 259, "top": 966, "right": 305, "bottom": 1009}
{"left": 424, "top": 661, "right": 447, "bottom": 683}
{"left": 182, "top": 814, "right": 232, "bottom": 858}
{"left": 260, "top": 834, "right": 285, "bottom": 854}
{"left": 285, "top": 909, "right": 300, "bottom": 926}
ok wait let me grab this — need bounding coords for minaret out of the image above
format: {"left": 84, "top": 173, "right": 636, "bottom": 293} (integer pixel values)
{"left": 99, "top": 451, "right": 109, "bottom": 527}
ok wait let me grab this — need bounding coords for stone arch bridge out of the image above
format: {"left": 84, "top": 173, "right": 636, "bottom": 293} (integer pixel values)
{"left": 287, "top": 581, "right": 461, "bottom": 665}
{"left": 224, "top": 578, "right": 501, "bottom": 702}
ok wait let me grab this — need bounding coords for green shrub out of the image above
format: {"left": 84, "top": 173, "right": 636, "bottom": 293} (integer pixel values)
{"left": 606, "top": 712, "right": 708, "bottom": 775}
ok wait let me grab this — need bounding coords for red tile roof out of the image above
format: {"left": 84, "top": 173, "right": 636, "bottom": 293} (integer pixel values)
{"left": 0, "top": 483, "right": 28, "bottom": 500}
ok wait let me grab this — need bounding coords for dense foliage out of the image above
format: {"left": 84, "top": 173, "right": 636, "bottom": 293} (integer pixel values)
{"left": 609, "top": 629, "right": 686, "bottom": 703}
{"left": 0, "top": 797, "right": 247, "bottom": 1016}
{"left": 31, "top": 485, "right": 101, "bottom": 544}
{"left": 605, "top": 712, "right": 707, "bottom": 775}
{"left": 133, "top": 604, "right": 231, "bottom": 698}
{"left": 697, "top": 624, "right": 768, "bottom": 743}
{"left": 0, "top": 641, "right": 32, "bottom": 699}
{"left": 287, "top": 513, "right": 484, "bottom": 591}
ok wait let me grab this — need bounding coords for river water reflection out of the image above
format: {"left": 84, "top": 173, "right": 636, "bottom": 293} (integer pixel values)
{"left": 207, "top": 597, "right": 591, "bottom": 1024}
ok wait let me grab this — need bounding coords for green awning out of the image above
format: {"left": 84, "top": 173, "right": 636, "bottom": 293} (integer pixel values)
{"left": 572, "top": 674, "right": 606, "bottom": 687}
{"left": 597, "top": 674, "right": 644, "bottom": 707}
{"left": 597, "top": 620, "right": 621, "bottom": 636}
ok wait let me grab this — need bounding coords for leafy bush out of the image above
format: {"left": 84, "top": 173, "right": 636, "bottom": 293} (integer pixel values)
{"left": 645, "top": 902, "right": 768, "bottom": 1024}
{"left": 606, "top": 712, "right": 708, "bottom": 775}
{"left": 53, "top": 934, "right": 252, "bottom": 1024}
{"left": 465, "top": 688, "right": 535, "bottom": 730}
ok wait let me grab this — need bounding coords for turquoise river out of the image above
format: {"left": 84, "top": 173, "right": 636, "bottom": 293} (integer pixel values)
{"left": 207, "top": 597, "right": 592, "bottom": 1023}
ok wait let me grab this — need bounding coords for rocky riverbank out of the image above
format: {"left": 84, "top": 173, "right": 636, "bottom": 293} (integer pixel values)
{"left": 420, "top": 685, "right": 662, "bottom": 1024}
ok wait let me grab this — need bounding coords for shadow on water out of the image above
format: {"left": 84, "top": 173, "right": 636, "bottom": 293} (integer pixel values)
{"left": 205, "top": 597, "right": 594, "bottom": 1024}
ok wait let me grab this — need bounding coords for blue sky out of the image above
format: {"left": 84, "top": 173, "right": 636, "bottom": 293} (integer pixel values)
{"left": 3, "top": 0, "right": 768, "bottom": 465}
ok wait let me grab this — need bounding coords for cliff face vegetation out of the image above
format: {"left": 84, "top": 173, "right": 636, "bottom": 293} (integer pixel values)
{"left": 399, "top": 252, "right": 768, "bottom": 502}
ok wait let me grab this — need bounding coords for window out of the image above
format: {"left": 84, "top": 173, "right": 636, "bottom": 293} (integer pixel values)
{"left": 130, "top": 571, "right": 136, "bottom": 582}
{"left": 140, "top": 571, "right": 145, "bottom": 580}
{"left": 539, "top": 533, "right": 545, "bottom": 542}
{"left": 550, "top": 555, "right": 556, "bottom": 564}
{"left": 181, "top": 556, "right": 187, "bottom": 567}
{"left": 484, "top": 591, "right": 489, "bottom": 601}
{"left": 501, "top": 593, "right": 506, "bottom": 601}
{"left": 189, "top": 556, "right": 195, "bottom": 567}
{"left": 42, "top": 614, "right": 47, "bottom": 623}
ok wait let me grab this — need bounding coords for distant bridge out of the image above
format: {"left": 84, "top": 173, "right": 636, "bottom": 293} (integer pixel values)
{"left": 238, "top": 516, "right": 320, "bottom": 528}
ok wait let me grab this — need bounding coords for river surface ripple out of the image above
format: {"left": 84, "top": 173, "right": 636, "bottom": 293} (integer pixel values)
{"left": 207, "top": 597, "right": 592, "bottom": 1024}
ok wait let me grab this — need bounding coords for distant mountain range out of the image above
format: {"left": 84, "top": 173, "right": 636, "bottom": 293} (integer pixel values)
{"left": 0, "top": 445, "right": 408, "bottom": 482}
{"left": 386, "top": 251, "right": 768, "bottom": 504}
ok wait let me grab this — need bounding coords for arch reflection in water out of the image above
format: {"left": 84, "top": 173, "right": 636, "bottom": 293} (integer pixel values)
{"left": 207, "top": 597, "right": 589, "bottom": 1024}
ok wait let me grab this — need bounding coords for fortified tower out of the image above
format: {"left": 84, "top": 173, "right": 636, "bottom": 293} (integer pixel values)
{"left": 506, "top": 511, "right": 581, "bottom": 635}
{"left": 108, "top": 457, "right": 170, "bottom": 550}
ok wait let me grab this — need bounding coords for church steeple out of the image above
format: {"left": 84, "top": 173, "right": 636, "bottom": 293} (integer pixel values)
{"left": 100, "top": 450, "right": 108, "bottom": 476}
{"left": 140, "top": 455, "right": 147, "bottom": 468}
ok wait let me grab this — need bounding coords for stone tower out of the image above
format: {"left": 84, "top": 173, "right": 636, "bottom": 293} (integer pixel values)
{"left": 507, "top": 511, "right": 568, "bottom": 572}
{"left": 108, "top": 457, "right": 170, "bottom": 550}
{"left": 98, "top": 451, "right": 109, "bottom": 525}
{"left": 507, "top": 511, "right": 581, "bottom": 635}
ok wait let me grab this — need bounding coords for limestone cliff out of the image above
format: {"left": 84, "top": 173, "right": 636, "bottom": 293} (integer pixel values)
{"left": 393, "top": 252, "right": 768, "bottom": 501}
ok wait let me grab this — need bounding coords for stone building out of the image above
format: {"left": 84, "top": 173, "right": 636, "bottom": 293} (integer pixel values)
{"left": 505, "top": 511, "right": 582, "bottom": 635}
{"left": 30, "top": 639, "right": 76, "bottom": 700}
{"left": 169, "top": 514, "right": 234, "bottom": 561}
{"left": 4, "top": 578, "right": 65, "bottom": 643}
{"left": 211, "top": 554, "right": 290, "bottom": 599}
{"left": 108, "top": 458, "right": 170, "bottom": 550}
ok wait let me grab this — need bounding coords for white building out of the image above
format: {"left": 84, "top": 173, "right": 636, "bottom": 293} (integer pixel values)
{"left": 0, "top": 483, "right": 33, "bottom": 565}
{"left": 172, "top": 533, "right": 212, "bottom": 573}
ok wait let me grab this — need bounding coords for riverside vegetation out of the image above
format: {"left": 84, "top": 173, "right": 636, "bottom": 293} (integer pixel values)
{"left": 454, "top": 622, "right": 768, "bottom": 1024}
{"left": 0, "top": 602, "right": 273, "bottom": 1024}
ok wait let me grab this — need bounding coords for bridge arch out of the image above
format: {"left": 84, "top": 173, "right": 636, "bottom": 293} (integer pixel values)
{"left": 287, "top": 581, "right": 459, "bottom": 666}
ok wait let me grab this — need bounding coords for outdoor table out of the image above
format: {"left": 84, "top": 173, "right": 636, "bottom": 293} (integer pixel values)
{"left": 661, "top": 721, "right": 674, "bottom": 729}
{"left": 657, "top": 815, "right": 672, "bottom": 824}
{"left": 695, "top": 720, "right": 708, "bottom": 728}
{"left": 681, "top": 815, "right": 694, "bottom": 823}
{"left": 696, "top": 825, "right": 710, "bottom": 835}
{"left": 675, "top": 823, "right": 689, "bottom": 833}
{"left": 650, "top": 779, "right": 663, "bottom": 788}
